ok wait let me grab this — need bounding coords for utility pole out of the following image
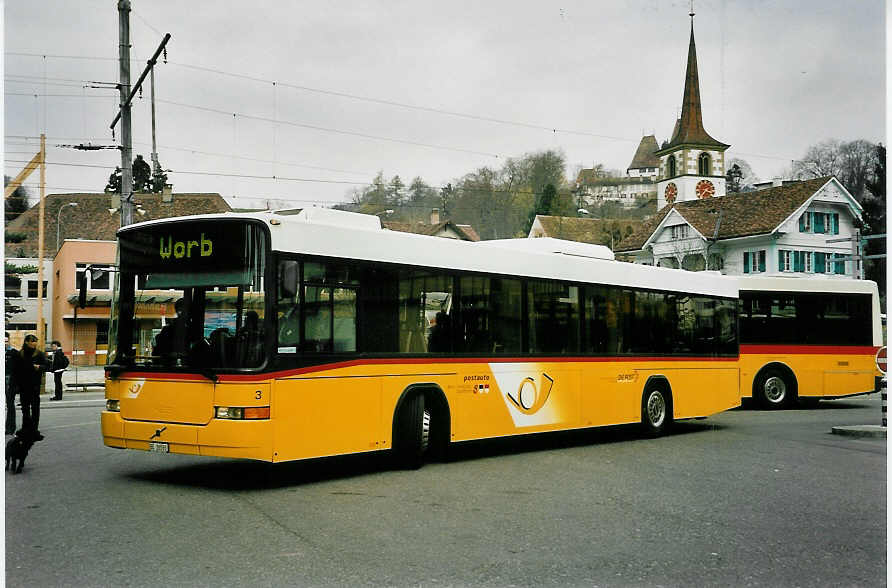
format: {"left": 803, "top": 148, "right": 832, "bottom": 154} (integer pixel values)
{"left": 150, "top": 66, "right": 159, "bottom": 178}
{"left": 111, "top": 7, "right": 169, "bottom": 225}
{"left": 37, "top": 134, "right": 47, "bottom": 348}
{"left": 827, "top": 230, "right": 887, "bottom": 279}
{"left": 117, "top": 0, "right": 134, "bottom": 227}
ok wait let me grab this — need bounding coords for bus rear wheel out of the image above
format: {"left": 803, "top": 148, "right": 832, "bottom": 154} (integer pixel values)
{"left": 641, "top": 384, "right": 672, "bottom": 436}
{"left": 393, "top": 394, "right": 430, "bottom": 470}
{"left": 755, "top": 368, "right": 794, "bottom": 410}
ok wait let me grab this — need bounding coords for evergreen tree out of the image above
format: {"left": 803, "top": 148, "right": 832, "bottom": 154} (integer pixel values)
{"left": 862, "top": 143, "right": 886, "bottom": 302}
{"left": 4, "top": 176, "right": 29, "bottom": 223}
{"left": 526, "top": 183, "right": 557, "bottom": 233}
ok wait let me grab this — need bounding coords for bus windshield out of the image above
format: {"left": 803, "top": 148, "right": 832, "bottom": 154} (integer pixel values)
{"left": 109, "top": 219, "right": 267, "bottom": 371}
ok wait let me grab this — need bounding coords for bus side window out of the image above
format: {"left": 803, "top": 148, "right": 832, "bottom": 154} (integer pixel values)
{"left": 277, "top": 260, "right": 300, "bottom": 348}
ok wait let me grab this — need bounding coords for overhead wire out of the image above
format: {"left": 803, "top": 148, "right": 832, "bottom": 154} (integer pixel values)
{"left": 4, "top": 158, "right": 563, "bottom": 198}
{"left": 5, "top": 52, "right": 804, "bottom": 170}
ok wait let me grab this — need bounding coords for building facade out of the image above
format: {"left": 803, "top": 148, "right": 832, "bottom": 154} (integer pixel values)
{"left": 616, "top": 177, "right": 864, "bottom": 278}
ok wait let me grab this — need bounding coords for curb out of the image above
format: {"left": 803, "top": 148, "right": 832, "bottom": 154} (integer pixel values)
{"left": 830, "top": 425, "right": 887, "bottom": 439}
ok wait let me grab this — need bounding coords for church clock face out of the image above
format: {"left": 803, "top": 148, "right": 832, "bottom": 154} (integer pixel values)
{"left": 664, "top": 182, "right": 677, "bottom": 204}
{"left": 696, "top": 179, "right": 715, "bottom": 199}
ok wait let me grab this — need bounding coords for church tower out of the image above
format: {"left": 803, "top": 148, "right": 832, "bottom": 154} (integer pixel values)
{"left": 655, "top": 8, "right": 730, "bottom": 209}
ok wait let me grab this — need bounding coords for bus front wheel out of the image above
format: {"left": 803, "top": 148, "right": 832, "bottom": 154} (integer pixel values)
{"left": 755, "top": 368, "right": 794, "bottom": 410}
{"left": 393, "top": 394, "right": 430, "bottom": 470}
{"left": 641, "top": 384, "right": 672, "bottom": 436}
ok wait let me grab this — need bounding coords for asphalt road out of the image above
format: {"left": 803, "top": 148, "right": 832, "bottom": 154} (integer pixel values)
{"left": 6, "top": 394, "right": 886, "bottom": 587}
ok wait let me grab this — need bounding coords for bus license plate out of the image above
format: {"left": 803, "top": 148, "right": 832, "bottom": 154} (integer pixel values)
{"left": 148, "top": 442, "right": 169, "bottom": 453}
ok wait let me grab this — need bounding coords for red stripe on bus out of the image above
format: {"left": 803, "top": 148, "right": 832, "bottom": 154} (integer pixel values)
{"left": 110, "top": 355, "right": 738, "bottom": 383}
{"left": 220, "top": 355, "right": 737, "bottom": 382}
{"left": 740, "top": 344, "right": 879, "bottom": 355}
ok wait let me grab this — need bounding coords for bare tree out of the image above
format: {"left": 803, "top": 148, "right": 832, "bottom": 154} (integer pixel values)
{"left": 793, "top": 139, "right": 878, "bottom": 200}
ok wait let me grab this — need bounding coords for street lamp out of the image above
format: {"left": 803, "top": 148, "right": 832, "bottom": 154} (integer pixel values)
{"left": 56, "top": 202, "right": 78, "bottom": 253}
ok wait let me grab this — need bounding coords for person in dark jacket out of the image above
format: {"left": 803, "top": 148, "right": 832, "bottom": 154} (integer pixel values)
{"left": 48, "top": 340, "right": 68, "bottom": 401}
{"left": 5, "top": 332, "right": 18, "bottom": 435}
{"left": 14, "top": 334, "right": 47, "bottom": 439}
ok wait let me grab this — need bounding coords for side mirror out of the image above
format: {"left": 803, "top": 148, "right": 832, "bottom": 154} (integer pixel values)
{"left": 279, "top": 260, "right": 298, "bottom": 299}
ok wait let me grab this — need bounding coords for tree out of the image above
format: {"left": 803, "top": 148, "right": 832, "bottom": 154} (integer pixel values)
{"left": 793, "top": 139, "right": 844, "bottom": 179}
{"left": 526, "top": 150, "right": 566, "bottom": 199}
{"left": 438, "top": 183, "right": 455, "bottom": 219}
{"left": 793, "top": 139, "right": 879, "bottom": 200}
{"left": 4, "top": 176, "right": 29, "bottom": 223}
{"left": 454, "top": 167, "right": 499, "bottom": 238}
{"left": 151, "top": 164, "right": 169, "bottom": 193}
{"left": 837, "top": 140, "right": 878, "bottom": 201}
{"left": 526, "top": 183, "right": 558, "bottom": 233}
{"left": 132, "top": 155, "right": 152, "bottom": 192}
{"left": 862, "top": 143, "right": 886, "bottom": 302}
{"left": 725, "top": 158, "right": 757, "bottom": 193}
{"left": 388, "top": 175, "right": 405, "bottom": 207}
{"left": 105, "top": 166, "right": 122, "bottom": 193}
{"left": 105, "top": 154, "right": 167, "bottom": 194}
{"left": 405, "top": 176, "right": 439, "bottom": 223}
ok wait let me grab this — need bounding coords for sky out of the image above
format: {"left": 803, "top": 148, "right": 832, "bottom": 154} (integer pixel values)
{"left": 3, "top": 0, "right": 887, "bottom": 210}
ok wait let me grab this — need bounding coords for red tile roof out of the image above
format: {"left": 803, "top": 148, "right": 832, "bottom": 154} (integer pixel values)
{"left": 382, "top": 220, "right": 481, "bottom": 241}
{"left": 627, "top": 135, "right": 661, "bottom": 170}
{"left": 614, "top": 176, "right": 834, "bottom": 252}
{"left": 533, "top": 215, "right": 643, "bottom": 247}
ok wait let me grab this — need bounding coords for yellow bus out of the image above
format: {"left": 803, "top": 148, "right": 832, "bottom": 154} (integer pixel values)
{"left": 100, "top": 208, "right": 740, "bottom": 467}
{"left": 738, "top": 276, "right": 883, "bottom": 409}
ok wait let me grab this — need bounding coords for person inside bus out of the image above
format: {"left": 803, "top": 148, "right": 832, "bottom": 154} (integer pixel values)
{"left": 153, "top": 298, "right": 190, "bottom": 365}
{"left": 237, "top": 310, "right": 263, "bottom": 366}
{"left": 427, "top": 311, "right": 452, "bottom": 353}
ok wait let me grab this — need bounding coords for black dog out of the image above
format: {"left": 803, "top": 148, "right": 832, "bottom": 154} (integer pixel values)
{"left": 6, "top": 429, "right": 37, "bottom": 474}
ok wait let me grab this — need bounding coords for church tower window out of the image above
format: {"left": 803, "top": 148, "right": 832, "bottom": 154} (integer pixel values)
{"left": 667, "top": 155, "right": 677, "bottom": 177}
{"left": 698, "top": 152, "right": 711, "bottom": 176}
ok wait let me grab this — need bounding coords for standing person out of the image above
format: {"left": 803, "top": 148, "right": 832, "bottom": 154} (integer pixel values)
{"left": 14, "top": 334, "right": 46, "bottom": 439}
{"left": 5, "top": 332, "right": 19, "bottom": 435}
{"left": 48, "top": 340, "right": 69, "bottom": 401}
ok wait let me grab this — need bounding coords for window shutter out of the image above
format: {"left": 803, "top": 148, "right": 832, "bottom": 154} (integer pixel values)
{"left": 799, "top": 215, "right": 806, "bottom": 232}
{"left": 815, "top": 252, "right": 825, "bottom": 273}
{"left": 833, "top": 213, "right": 839, "bottom": 235}
{"left": 815, "top": 213, "right": 825, "bottom": 233}
{"left": 835, "top": 253, "right": 845, "bottom": 274}
{"left": 793, "top": 251, "right": 802, "bottom": 272}
{"left": 758, "top": 251, "right": 766, "bottom": 273}
{"left": 778, "top": 250, "right": 784, "bottom": 272}
{"left": 743, "top": 252, "right": 750, "bottom": 274}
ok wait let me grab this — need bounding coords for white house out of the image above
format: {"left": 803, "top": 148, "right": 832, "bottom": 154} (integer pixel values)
{"left": 5, "top": 257, "right": 54, "bottom": 342}
{"left": 615, "top": 176, "right": 864, "bottom": 277}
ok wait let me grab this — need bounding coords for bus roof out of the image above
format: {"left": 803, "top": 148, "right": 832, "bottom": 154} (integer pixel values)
{"left": 737, "top": 275, "right": 879, "bottom": 296}
{"left": 119, "top": 209, "right": 739, "bottom": 298}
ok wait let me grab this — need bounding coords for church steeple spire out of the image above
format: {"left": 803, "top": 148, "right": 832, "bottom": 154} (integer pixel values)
{"left": 654, "top": 5, "right": 730, "bottom": 208}
{"left": 662, "top": 9, "right": 728, "bottom": 150}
